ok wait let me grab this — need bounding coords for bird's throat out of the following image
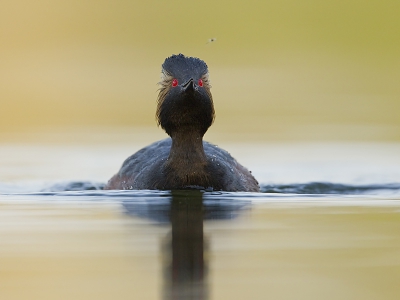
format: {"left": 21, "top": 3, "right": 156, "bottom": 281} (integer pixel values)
{"left": 168, "top": 131, "right": 207, "bottom": 164}
{"left": 166, "top": 130, "right": 209, "bottom": 181}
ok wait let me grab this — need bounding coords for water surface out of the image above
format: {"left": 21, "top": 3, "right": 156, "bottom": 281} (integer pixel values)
{"left": 1, "top": 141, "right": 400, "bottom": 300}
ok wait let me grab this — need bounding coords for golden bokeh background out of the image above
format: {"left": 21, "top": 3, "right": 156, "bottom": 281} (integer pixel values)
{"left": 1, "top": 0, "right": 399, "bottom": 141}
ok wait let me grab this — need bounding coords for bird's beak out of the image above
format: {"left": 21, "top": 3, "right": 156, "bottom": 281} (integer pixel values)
{"left": 182, "top": 78, "right": 194, "bottom": 92}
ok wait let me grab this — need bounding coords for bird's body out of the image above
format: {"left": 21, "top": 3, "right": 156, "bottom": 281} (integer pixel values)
{"left": 106, "top": 138, "right": 259, "bottom": 191}
{"left": 105, "top": 54, "right": 259, "bottom": 192}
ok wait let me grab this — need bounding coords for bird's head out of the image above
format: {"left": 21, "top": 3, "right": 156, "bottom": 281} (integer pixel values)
{"left": 157, "top": 54, "right": 215, "bottom": 137}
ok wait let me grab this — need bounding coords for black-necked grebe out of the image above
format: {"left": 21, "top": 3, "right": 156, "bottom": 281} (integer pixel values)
{"left": 105, "top": 54, "right": 259, "bottom": 192}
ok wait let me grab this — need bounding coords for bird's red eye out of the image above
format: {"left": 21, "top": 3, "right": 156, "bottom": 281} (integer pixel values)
{"left": 198, "top": 79, "right": 203, "bottom": 87}
{"left": 172, "top": 79, "right": 178, "bottom": 87}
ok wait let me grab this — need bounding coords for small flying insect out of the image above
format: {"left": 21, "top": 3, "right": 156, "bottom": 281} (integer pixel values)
{"left": 206, "top": 38, "right": 217, "bottom": 44}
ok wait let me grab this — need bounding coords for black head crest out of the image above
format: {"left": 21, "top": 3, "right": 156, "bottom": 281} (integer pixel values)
{"left": 162, "top": 54, "right": 208, "bottom": 78}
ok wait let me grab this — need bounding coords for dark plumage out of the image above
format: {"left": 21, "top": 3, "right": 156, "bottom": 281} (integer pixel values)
{"left": 105, "top": 54, "right": 259, "bottom": 192}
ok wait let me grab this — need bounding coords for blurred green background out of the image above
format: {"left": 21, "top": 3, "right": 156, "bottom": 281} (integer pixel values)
{"left": 1, "top": 0, "right": 399, "bottom": 141}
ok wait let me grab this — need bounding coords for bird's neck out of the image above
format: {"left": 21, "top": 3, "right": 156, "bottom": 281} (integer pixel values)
{"left": 163, "top": 129, "right": 215, "bottom": 190}
{"left": 168, "top": 130, "right": 207, "bottom": 165}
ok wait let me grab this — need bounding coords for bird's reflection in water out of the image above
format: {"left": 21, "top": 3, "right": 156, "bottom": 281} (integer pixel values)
{"left": 165, "top": 191, "right": 206, "bottom": 299}
{"left": 123, "top": 190, "right": 249, "bottom": 300}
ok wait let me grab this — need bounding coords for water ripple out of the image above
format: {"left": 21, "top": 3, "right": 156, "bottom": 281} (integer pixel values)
{"left": 261, "top": 182, "right": 400, "bottom": 195}
{"left": 1, "top": 181, "right": 400, "bottom": 201}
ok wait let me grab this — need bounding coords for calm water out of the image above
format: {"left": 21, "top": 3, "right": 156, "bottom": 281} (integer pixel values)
{"left": 1, "top": 140, "right": 400, "bottom": 300}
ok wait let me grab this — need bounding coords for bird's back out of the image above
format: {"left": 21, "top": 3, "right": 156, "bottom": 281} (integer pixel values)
{"left": 105, "top": 138, "right": 259, "bottom": 192}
